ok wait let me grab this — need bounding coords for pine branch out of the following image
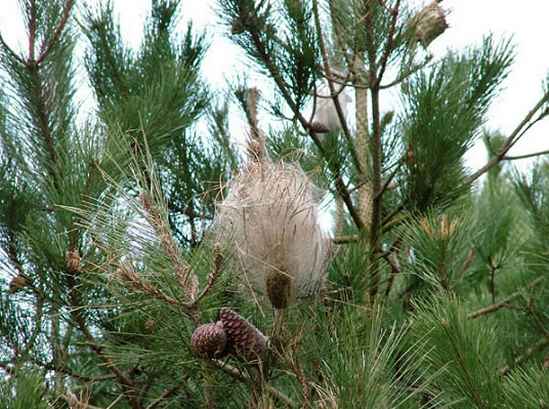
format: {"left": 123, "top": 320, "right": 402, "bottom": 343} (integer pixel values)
{"left": 141, "top": 193, "right": 198, "bottom": 303}
{"left": 65, "top": 265, "right": 143, "bottom": 409}
{"left": 190, "top": 245, "right": 223, "bottom": 307}
{"left": 311, "top": 0, "right": 363, "bottom": 174}
{"left": 244, "top": 22, "right": 365, "bottom": 230}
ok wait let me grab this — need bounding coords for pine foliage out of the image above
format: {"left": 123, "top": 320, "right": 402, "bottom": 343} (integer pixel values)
{"left": 0, "top": 1, "right": 548, "bottom": 408}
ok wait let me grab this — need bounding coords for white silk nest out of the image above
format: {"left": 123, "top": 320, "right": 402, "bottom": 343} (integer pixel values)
{"left": 213, "top": 161, "right": 332, "bottom": 306}
{"left": 310, "top": 83, "right": 351, "bottom": 134}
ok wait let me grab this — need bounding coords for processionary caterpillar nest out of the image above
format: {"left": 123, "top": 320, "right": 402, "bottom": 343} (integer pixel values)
{"left": 214, "top": 160, "right": 332, "bottom": 309}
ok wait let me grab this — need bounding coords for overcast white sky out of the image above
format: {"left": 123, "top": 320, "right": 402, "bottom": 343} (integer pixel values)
{"left": 1, "top": 0, "right": 548, "bottom": 172}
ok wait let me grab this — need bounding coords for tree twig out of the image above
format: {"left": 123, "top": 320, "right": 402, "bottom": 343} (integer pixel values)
{"left": 503, "top": 148, "right": 549, "bottom": 161}
{"left": 468, "top": 93, "right": 549, "bottom": 183}
{"left": 36, "top": 0, "right": 74, "bottom": 65}
{"left": 376, "top": 0, "right": 402, "bottom": 84}
{"left": 379, "top": 55, "right": 433, "bottom": 89}
{"left": 145, "top": 381, "right": 186, "bottom": 409}
{"left": 500, "top": 338, "right": 549, "bottom": 376}
{"left": 209, "top": 360, "right": 297, "bottom": 408}
{"left": 312, "top": 0, "right": 363, "bottom": 174}
{"left": 382, "top": 238, "right": 403, "bottom": 297}
{"left": 245, "top": 23, "right": 365, "bottom": 230}
{"left": 333, "top": 234, "right": 360, "bottom": 244}
{"left": 0, "top": 33, "right": 26, "bottom": 64}
{"left": 468, "top": 276, "right": 545, "bottom": 319}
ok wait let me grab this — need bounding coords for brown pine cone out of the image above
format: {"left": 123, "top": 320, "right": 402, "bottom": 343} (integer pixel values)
{"left": 191, "top": 321, "right": 227, "bottom": 359}
{"left": 218, "top": 308, "right": 267, "bottom": 361}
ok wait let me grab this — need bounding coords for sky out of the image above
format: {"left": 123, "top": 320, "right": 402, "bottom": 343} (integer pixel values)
{"left": 1, "top": 0, "right": 548, "bottom": 172}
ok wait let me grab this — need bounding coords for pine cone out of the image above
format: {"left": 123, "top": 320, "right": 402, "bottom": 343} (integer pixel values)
{"left": 191, "top": 321, "right": 227, "bottom": 359}
{"left": 218, "top": 308, "right": 267, "bottom": 361}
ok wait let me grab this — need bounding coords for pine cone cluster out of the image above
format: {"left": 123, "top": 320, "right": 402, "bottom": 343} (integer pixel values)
{"left": 190, "top": 308, "right": 267, "bottom": 362}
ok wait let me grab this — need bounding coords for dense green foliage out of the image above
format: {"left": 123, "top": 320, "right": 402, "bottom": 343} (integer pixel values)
{"left": 0, "top": 1, "right": 548, "bottom": 408}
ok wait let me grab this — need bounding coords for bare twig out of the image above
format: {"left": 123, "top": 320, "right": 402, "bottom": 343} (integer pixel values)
{"left": 379, "top": 55, "right": 433, "bottom": 89}
{"left": 377, "top": 0, "right": 402, "bottom": 84}
{"left": 382, "top": 238, "right": 403, "bottom": 297}
{"left": 375, "top": 163, "right": 400, "bottom": 200}
{"left": 468, "top": 93, "right": 549, "bottom": 183}
{"left": 209, "top": 360, "right": 297, "bottom": 408}
{"left": 27, "top": 0, "right": 37, "bottom": 62}
{"left": 503, "top": 148, "right": 549, "bottom": 161}
{"left": 190, "top": 245, "right": 224, "bottom": 306}
{"left": 333, "top": 234, "right": 360, "bottom": 244}
{"left": 317, "top": 70, "right": 367, "bottom": 90}
{"left": 500, "top": 338, "right": 549, "bottom": 376}
{"left": 468, "top": 276, "right": 545, "bottom": 319}
{"left": 0, "top": 33, "right": 26, "bottom": 64}
{"left": 145, "top": 382, "right": 185, "bottom": 409}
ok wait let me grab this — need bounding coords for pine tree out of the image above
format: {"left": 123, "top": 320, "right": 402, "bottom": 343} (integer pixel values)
{"left": 1, "top": 1, "right": 548, "bottom": 408}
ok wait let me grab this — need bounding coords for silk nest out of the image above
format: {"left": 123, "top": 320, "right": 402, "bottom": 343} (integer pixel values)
{"left": 213, "top": 161, "right": 332, "bottom": 306}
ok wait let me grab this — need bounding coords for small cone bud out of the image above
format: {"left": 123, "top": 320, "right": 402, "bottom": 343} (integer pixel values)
{"left": 66, "top": 248, "right": 81, "bottom": 273}
{"left": 412, "top": 1, "right": 449, "bottom": 47}
{"left": 191, "top": 321, "right": 227, "bottom": 359}
{"left": 419, "top": 217, "right": 433, "bottom": 237}
{"left": 218, "top": 308, "right": 267, "bottom": 361}
{"left": 145, "top": 319, "right": 156, "bottom": 333}
{"left": 406, "top": 143, "right": 415, "bottom": 165}
{"left": 439, "top": 214, "right": 457, "bottom": 239}
{"left": 9, "top": 275, "right": 29, "bottom": 293}
{"left": 231, "top": 17, "right": 245, "bottom": 35}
